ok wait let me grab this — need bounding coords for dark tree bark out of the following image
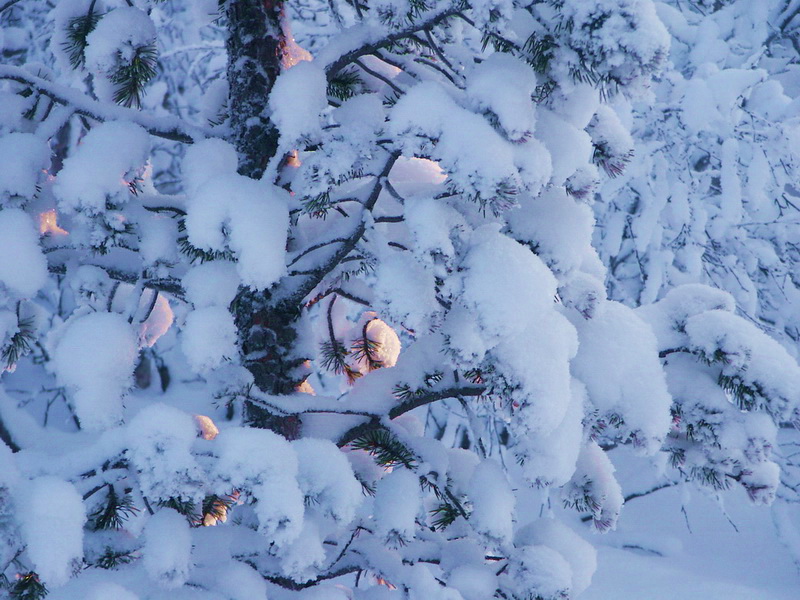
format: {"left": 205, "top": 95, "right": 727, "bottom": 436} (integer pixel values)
{"left": 226, "top": 0, "right": 283, "bottom": 180}
{"left": 226, "top": 0, "right": 304, "bottom": 435}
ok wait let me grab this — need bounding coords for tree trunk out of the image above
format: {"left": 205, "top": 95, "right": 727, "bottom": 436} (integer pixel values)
{"left": 226, "top": 0, "right": 303, "bottom": 436}
{"left": 226, "top": 0, "right": 283, "bottom": 179}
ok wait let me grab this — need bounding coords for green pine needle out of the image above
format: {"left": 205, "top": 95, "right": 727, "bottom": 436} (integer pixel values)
{"left": 111, "top": 44, "right": 158, "bottom": 108}
{"left": 2, "top": 317, "right": 35, "bottom": 371}
{"left": 351, "top": 429, "right": 416, "bottom": 469}
{"left": 63, "top": 11, "right": 103, "bottom": 69}
{"left": 9, "top": 573, "right": 47, "bottom": 600}
{"left": 89, "top": 485, "right": 138, "bottom": 531}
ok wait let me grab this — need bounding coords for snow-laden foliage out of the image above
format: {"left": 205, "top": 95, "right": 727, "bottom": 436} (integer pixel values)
{"left": 0, "top": 1, "right": 799, "bottom": 599}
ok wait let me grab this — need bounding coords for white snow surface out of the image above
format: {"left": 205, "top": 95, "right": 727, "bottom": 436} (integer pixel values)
{"left": 54, "top": 122, "right": 150, "bottom": 214}
{"left": 143, "top": 508, "right": 192, "bottom": 589}
{"left": 52, "top": 311, "right": 138, "bottom": 431}
{"left": 0, "top": 208, "right": 49, "bottom": 298}
{"left": 17, "top": 477, "right": 85, "bottom": 588}
{"left": 0, "top": 133, "right": 50, "bottom": 200}
{"left": 185, "top": 173, "right": 289, "bottom": 290}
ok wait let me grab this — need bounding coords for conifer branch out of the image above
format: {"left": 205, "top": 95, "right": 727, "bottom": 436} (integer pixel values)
{"left": 0, "top": 0, "right": 23, "bottom": 14}
{"left": 324, "top": 4, "right": 463, "bottom": 80}
{"left": 0, "top": 65, "right": 212, "bottom": 143}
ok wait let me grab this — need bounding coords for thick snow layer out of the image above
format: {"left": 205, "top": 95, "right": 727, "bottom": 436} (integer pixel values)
{"left": 84, "top": 7, "right": 158, "bottom": 104}
{"left": 269, "top": 60, "right": 328, "bottom": 144}
{"left": 0, "top": 208, "right": 48, "bottom": 298}
{"left": 143, "top": 508, "right": 192, "bottom": 589}
{"left": 0, "top": 133, "right": 50, "bottom": 200}
{"left": 448, "top": 565, "right": 497, "bottom": 600}
{"left": 293, "top": 437, "right": 363, "bottom": 524}
{"left": 54, "top": 122, "right": 150, "bottom": 214}
{"left": 515, "top": 518, "right": 597, "bottom": 596}
{"left": 185, "top": 173, "right": 289, "bottom": 290}
{"left": 636, "top": 284, "right": 736, "bottom": 351}
{"left": 467, "top": 53, "right": 537, "bottom": 141}
{"left": 468, "top": 459, "right": 515, "bottom": 544}
{"left": 213, "top": 561, "right": 267, "bottom": 600}
{"left": 182, "top": 261, "right": 240, "bottom": 308}
{"left": 507, "top": 188, "right": 596, "bottom": 277}
{"left": 181, "top": 306, "right": 238, "bottom": 373}
{"left": 685, "top": 309, "right": 800, "bottom": 420}
{"left": 85, "top": 583, "right": 139, "bottom": 600}
{"left": 213, "top": 428, "right": 304, "bottom": 546}
{"left": 459, "top": 226, "right": 557, "bottom": 346}
{"left": 52, "top": 312, "right": 138, "bottom": 431}
{"left": 568, "top": 300, "right": 672, "bottom": 452}
{"left": 128, "top": 403, "right": 205, "bottom": 503}
{"left": 518, "top": 379, "right": 585, "bottom": 487}
{"left": 182, "top": 138, "right": 239, "bottom": 196}
{"left": 389, "top": 82, "right": 548, "bottom": 201}
{"left": 373, "top": 251, "right": 438, "bottom": 332}
{"left": 18, "top": 477, "right": 85, "bottom": 587}
{"left": 373, "top": 468, "right": 419, "bottom": 543}
{"left": 507, "top": 544, "right": 573, "bottom": 600}
{"left": 494, "top": 311, "right": 578, "bottom": 438}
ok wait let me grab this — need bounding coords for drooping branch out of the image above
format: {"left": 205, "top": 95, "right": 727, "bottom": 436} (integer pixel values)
{"left": 322, "top": 3, "right": 462, "bottom": 81}
{"left": 0, "top": 0, "right": 23, "bottom": 14}
{"left": 336, "top": 385, "right": 486, "bottom": 447}
{"left": 0, "top": 65, "right": 212, "bottom": 143}
{"left": 282, "top": 151, "right": 400, "bottom": 307}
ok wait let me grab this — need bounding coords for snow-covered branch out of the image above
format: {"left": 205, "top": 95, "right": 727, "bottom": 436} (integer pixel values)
{"left": 0, "top": 65, "right": 213, "bottom": 143}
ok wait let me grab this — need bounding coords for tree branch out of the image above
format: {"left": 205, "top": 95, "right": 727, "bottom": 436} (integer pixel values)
{"left": 0, "top": 65, "right": 212, "bottom": 143}
{"left": 323, "top": 4, "right": 462, "bottom": 80}
{"left": 0, "top": 0, "right": 23, "bottom": 14}
{"left": 336, "top": 385, "right": 485, "bottom": 447}
{"left": 281, "top": 151, "right": 400, "bottom": 307}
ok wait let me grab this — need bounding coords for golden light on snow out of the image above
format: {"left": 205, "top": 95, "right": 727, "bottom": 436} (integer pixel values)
{"left": 38, "top": 209, "right": 68, "bottom": 236}
{"left": 282, "top": 35, "right": 312, "bottom": 69}
{"left": 194, "top": 414, "right": 220, "bottom": 440}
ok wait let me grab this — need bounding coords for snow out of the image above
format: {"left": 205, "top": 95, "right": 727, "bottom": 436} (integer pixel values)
{"left": 181, "top": 306, "right": 238, "bottom": 373}
{"left": 0, "top": 208, "right": 49, "bottom": 298}
{"left": 17, "top": 477, "right": 85, "bottom": 588}
{"left": 373, "top": 468, "right": 419, "bottom": 543}
{"left": 212, "top": 427, "right": 305, "bottom": 546}
{"left": 467, "top": 53, "right": 537, "bottom": 142}
{"left": 507, "top": 187, "right": 596, "bottom": 277}
{"left": 54, "top": 121, "right": 150, "bottom": 214}
{"left": 468, "top": 459, "right": 515, "bottom": 544}
{"left": 506, "top": 545, "right": 573, "bottom": 600}
{"left": 185, "top": 173, "right": 289, "bottom": 290}
{"left": 182, "top": 138, "right": 240, "bottom": 196}
{"left": 294, "top": 437, "right": 363, "bottom": 524}
{"left": 448, "top": 565, "right": 497, "bottom": 600}
{"left": 143, "top": 508, "right": 192, "bottom": 589}
{"left": 127, "top": 403, "right": 205, "bottom": 503}
{"left": 269, "top": 60, "right": 328, "bottom": 144}
{"left": 568, "top": 300, "right": 672, "bottom": 452}
{"left": 52, "top": 312, "right": 138, "bottom": 431}
{"left": 212, "top": 562, "right": 267, "bottom": 600}
{"left": 684, "top": 309, "right": 800, "bottom": 420}
{"left": 373, "top": 251, "right": 438, "bottom": 332}
{"left": 84, "top": 7, "right": 158, "bottom": 104}
{"left": 85, "top": 583, "right": 139, "bottom": 600}
{"left": 0, "top": 133, "right": 50, "bottom": 201}
{"left": 515, "top": 518, "right": 597, "bottom": 596}
{"left": 183, "top": 261, "right": 241, "bottom": 308}
{"left": 458, "top": 225, "right": 557, "bottom": 346}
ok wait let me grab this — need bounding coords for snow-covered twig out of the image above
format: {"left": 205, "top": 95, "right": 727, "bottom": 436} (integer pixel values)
{"left": 0, "top": 65, "right": 214, "bottom": 143}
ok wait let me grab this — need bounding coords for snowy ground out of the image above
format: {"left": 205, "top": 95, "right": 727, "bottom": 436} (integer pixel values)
{"left": 581, "top": 451, "right": 799, "bottom": 599}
